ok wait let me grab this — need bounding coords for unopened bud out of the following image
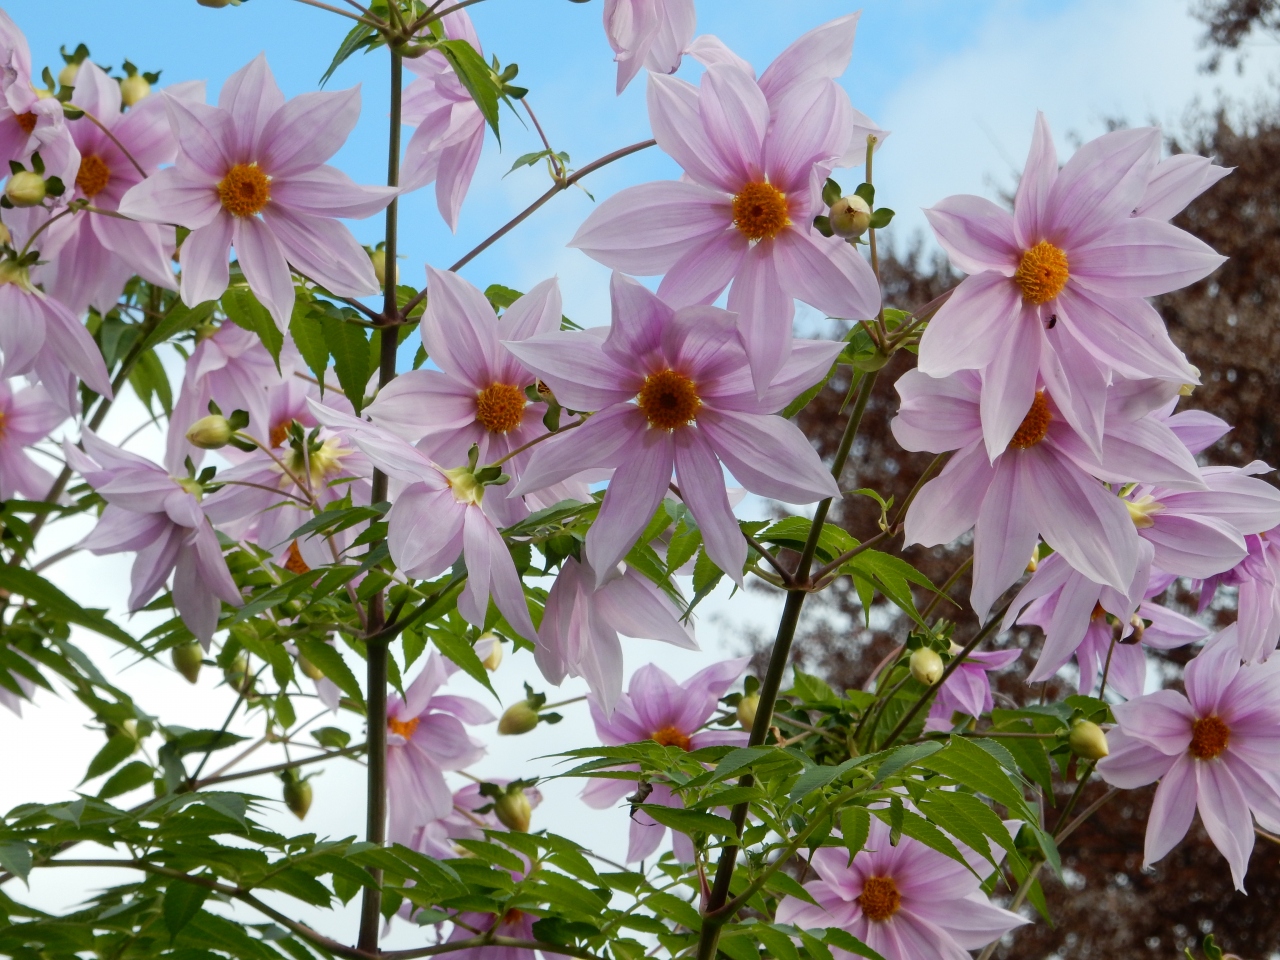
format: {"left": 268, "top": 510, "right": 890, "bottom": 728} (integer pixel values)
{"left": 119, "top": 75, "right": 150, "bottom": 107}
{"left": 122, "top": 718, "right": 140, "bottom": 741}
{"left": 58, "top": 63, "right": 80, "bottom": 87}
{"left": 282, "top": 774, "right": 313, "bottom": 819}
{"left": 498, "top": 700, "right": 539, "bottom": 735}
{"left": 494, "top": 788, "right": 532, "bottom": 832}
{"left": 171, "top": 641, "right": 203, "bottom": 684}
{"left": 185, "top": 414, "right": 233, "bottom": 449}
{"left": 736, "top": 692, "right": 759, "bottom": 730}
{"left": 370, "top": 248, "right": 386, "bottom": 287}
{"left": 0, "top": 222, "right": 11, "bottom": 246}
{"left": 5, "top": 171, "right": 46, "bottom": 207}
{"left": 1069, "top": 719, "right": 1109, "bottom": 760}
{"left": 477, "top": 632, "right": 503, "bottom": 672}
{"left": 224, "top": 653, "right": 253, "bottom": 696}
{"left": 829, "top": 195, "right": 872, "bottom": 239}
{"left": 909, "top": 647, "right": 945, "bottom": 686}
{"left": 297, "top": 654, "right": 325, "bottom": 681}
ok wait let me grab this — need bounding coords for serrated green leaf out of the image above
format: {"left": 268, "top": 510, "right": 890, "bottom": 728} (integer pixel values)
{"left": 840, "top": 806, "right": 870, "bottom": 863}
{"left": 0, "top": 841, "right": 31, "bottom": 882}
{"left": 83, "top": 734, "right": 137, "bottom": 783}
{"left": 163, "top": 878, "right": 209, "bottom": 938}
{"left": 920, "top": 736, "right": 1033, "bottom": 819}
{"left": 290, "top": 302, "right": 329, "bottom": 386}
{"left": 428, "top": 624, "right": 496, "bottom": 697}
{"left": 99, "top": 760, "right": 154, "bottom": 799}
{"left": 321, "top": 315, "right": 371, "bottom": 413}
{"left": 223, "top": 285, "right": 283, "bottom": 368}
{"left": 437, "top": 39, "right": 501, "bottom": 142}
{"left": 0, "top": 565, "right": 137, "bottom": 647}
{"left": 296, "top": 639, "right": 363, "bottom": 704}
{"left": 636, "top": 804, "right": 736, "bottom": 837}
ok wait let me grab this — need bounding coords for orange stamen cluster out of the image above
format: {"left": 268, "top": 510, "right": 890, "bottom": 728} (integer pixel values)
{"left": 651, "top": 725, "right": 692, "bottom": 751}
{"left": 218, "top": 162, "right": 271, "bottom": 217}
{"left": 1014, "top": 240, "right": 1069, "bottom": 304}
{"left": 75, "top": 154, "right": 110, "bottom": 198}
{"left": 284, "top": 540, "right": 310, "bottom": 575}
{"left": 1190, "top": 715, "right": 1229, "bottom": 760}
{"left": 270, "top": 420, "right": 291, "bottom": 449}
{"left": 637, "top": 369, "right": 700, "bottom": 430}
{"left": 15, "top": 112, "right": 36, "bottom": 135}
{"left": 388, "top": 716, "right": 420, "bottom": 739}
{"left": 858, "top": 876, "right": 902, "bottom": 922}
{"left": 732, "top": 181, "right": 790, "bottom": 241}
{"left": 475, "top": 382, "right": 527, "bottom": 434}
{"left": 1009, "top": 391, "right": 1052, "bottom": 449}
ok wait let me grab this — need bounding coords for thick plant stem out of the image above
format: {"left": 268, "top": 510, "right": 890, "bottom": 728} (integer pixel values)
{"left": 696, "top": 373, "right": 876, "bottom": 960}
{"left": 357, "top": 48, "right": 402, "bottom": 956}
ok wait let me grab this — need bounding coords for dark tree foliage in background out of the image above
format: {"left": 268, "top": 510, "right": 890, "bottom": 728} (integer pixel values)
{"left": 754, "top": 3, "right": 1280, "bottom": 956}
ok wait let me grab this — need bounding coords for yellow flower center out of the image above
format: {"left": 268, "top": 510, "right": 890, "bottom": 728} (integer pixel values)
{"left": 388, "top": 716, "right": 420, "bottom": 739}
{"left": 217, "top": 162, "right": 271, "bottom": 217}
{"left": 637, "top": 369, "right": 700, "bottom": 430}
{"left": 651, "top": 725, "right": 692, "bottom": 751}
{"left": 858, "top": 876, "right": 901, "bottom": 922}
{"left": 442, "top": 466, "right": 485, "bottom": 506}
{"left": 284, "top": 437, "right": 346, "bottom": 488}
{"left": 1008, "top": 390, "right": 1052, "bottom": 449}
{"left": 475, "top": 382, "right": 527, "bottom": 434}
{"left": 1190, "top": 715, "right": 1229, "bottom": 760}
{"left": 283, "top": 540, "right": 310, "bottom": 575}
{"left": 1125, "top": 495, "right": 1164, "bottom": 529}
{"left": 1014, "top": 240, "right": 1069, "bottom": 304}
{"left": 1091, "top": 601, "right": 1107, "bottom": 622}
{"left": 15, "top": 112, "right": 35, "bottom": 135}
{"left": 732, "top": 181, "right": 790, "bottom": 241}
{"left": 75, "top": 154, "right": 110, "bottom": 198}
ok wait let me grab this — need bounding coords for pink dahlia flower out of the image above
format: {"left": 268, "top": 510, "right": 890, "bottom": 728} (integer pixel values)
{"left": 1098, "top": 628, "right": 1280, "bottom": 890}
{"left": 309, "top": 402, "right": 538, "bottom": 640}
{"left": 400, "top": 11, "right": 486, "bottom": 230}
{"left": 36, "top": 63, "right": 200, "bottom": 315}
{"left": 1198, "top": 528, "right": 1280, "bottom": 663}
{"left": 508, "top": 273, "right": 840, "bottom": 583}
{"left": 0, "top": 381, "right": 65, "bottom": 500}
{"left": 68, "top": 431, "right": 240, "bottom": 646}
{"left": 604, "top": 0, "right": 695, "bottom": 93}
{"left": 776, "top": 818, "right": 1026, "bottom": 960}
{"left": 920, "top": 114, "right": 1223, "bottom": 456}
{"left": 386, "top": 652, "right": 494, "bottom": 846}
{"left": 365, "top": 268, "right": 563, "bottom": 524}
{"left": 892, "top": 369, "right": 1201, "bottom": 619}
{"left": 0, "top": 11, "right": 78, "bottom": 189}
{"left": 537, "top": 554, "right": 696, "bottom": 715}
{"left": 0, "top": 265, "right": 113, "bottom": 411}
{"left": 165, "top": 321, "right": 287, "bottom": 472}
{"left": 119, "top": 54, "right": 396, "bottom": 330}
{"left": 925, "top": 646, "right": 1020, "bottom": 732}
{"left": 1008, "top": 554, "right": 1207, "bottom": 700}
{"left": 570, "top": 54, "right": 880, "bottom": 391}
{"left": 581, "top": 658, "right": 748, "bottom": 862}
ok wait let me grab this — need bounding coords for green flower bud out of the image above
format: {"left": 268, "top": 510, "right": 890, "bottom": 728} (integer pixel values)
{"left": 477, "top": 632, "right": 503, "bottom": 672}
{"left": 296, "top": 654, "right": 325, "bottom": 681}
{"left": 370, "top": 248, "right": 386, "bottom": 288}
{"left": 0, "top": 223, "right": 11, "bottom": 247}
{"left": 224, "top": 653, "right": 253, "bottom": 696}
{"left": 58, "top": 62, "right": 80, "bottom": 87}
{"left": 282, "top": 773, "right": 313, "bottom": 819}
{"left": 736, "top": 692, "right": 759, "bottom": 731}
{"left": 1069, "top": 719, "right": 1109, "bottom": 760}
{"left": 909, "top": 647, "right": 945, "bottom": 686}
{"left": 494, "top": 788, "right": 532, "bottom": 832}
{"left": 119, "top": 75, "right": 150, "bottom": 107}
{"left": 829, "top": 195, "right": 872, "bottom": 239}
{"left": 171, "top": 641, "right": 203, "bottom": 684}
{"left": 498, "top": 700, "right": 539, "bottom": 736}
{"left": 5, "top": 171, "right": 47, "bottom": 207}
{"left": 185, "top": 414, "right": 233, "bottom": 449}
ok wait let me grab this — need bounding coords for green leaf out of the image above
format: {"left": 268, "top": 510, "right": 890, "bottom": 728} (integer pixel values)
{"left": 0, "top": 565, "right": 136, "bottom": 647}
{"left": 164, "top": 879, "right": 210, "bottom": 938}
{"left": 313, "top": 726, "right": 351, "bottom": 750}
{"left": 869, "top": 207, "right": 895, "bottom": 229}
{"left": 321, "top": 315, "right": 371, "bottom": 413}
{"left": 788, "top": 756, "right": 862, "bottom": 801}
{"left": 840, "top": 806, "right": 870, "bottom": 862}
{"left": 437, "top": 39, "right": 501, "bottom": 141}
{"left": 320, "top": 22, "right": 380, "bottom": 86}
{"left": 825, "top": 927, "right": 886, "bottom": 960}
{"left": 290, "top": 301, "right": 330, "bottom": 386}
{"left": 99, "top": 760, "right": 155, "bottom": 799}
{"left": 781, "top": 363, "right": 835, "bottom": 418}
{"left": 636, "top": 804, "right": 737, "bottom": 837}
{"left": 223, "top": 286, "right": 283, "bottom": 369}
{"left": 83, "top": 734, "right": 137, "bottom": 783}
{"left": 853, "top": 182, "right": 875, "bottom": 206}
{"left": 920, "top": 736, "right": 1034, "bottom": 818}
{"left": 874, "top": 805, "right": 972, "bottom": 870}
{"left": 871, "top": 740, "right": 943, "bottom": 785}
{"left": 821, "top": 178, "right": 843, "bottom": 207}
{"left": 428, "top": 625, "right": 496, "bottom": 697}
{"left": 0, "top": 841, "right": 31, "bottom": 882}
{"left": 296, "top": 639, "right": 363, "bottom": 704}
{"left": 139, "top": 299, "right": 216, "bottom": 352}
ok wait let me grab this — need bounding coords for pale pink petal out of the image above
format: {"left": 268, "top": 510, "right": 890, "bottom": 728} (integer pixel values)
{"left": 1046, "top": 126, "right": 1159, "bottom": 247}
{"left": 1098, "top": 726, "right": 1179, "bottom": 788}
{"left": 164, "top": 95, "right": 235, "bottom": 178}
{"left": 1054, "top": 284, "right": 1195, "bottom": 383}
{"left": 503, "top": 333, "right": 638, "bottom": 412}
{"left": 1112, "top": 688, "right": 1197, "bottom": 755}
{"left": 916, "top": 272, "right": 1021, "bottom": 377}
{"left": 1183, "top": 630, "right": 1240, "bottom": 717}
{"left": 436, "top": 119, "right": 485, "bottom": 231}
{"left": 233, "top": 216, "right": 294, "bottom": 331}
{"left": 1196, "top": 760, "right": 1254, "bottom": 890}
{"left": 1069, "top": 218, "right": 1226, "bottom": 298}
{"left": 180, "top": 215, "right": 234, "bottom": 307}
{"left": 758, "top": 13, "right": 860, "bottom": 102}
{"left": 1039, "top": 322, "right": 1108, "bottom": 455}
{"left": 41, "top": 294, "right": 112, "bottom": 397}
{"left": 647, "top": 73, "right": 741, "bottom": 192}
{"left": 459, "top": 506, "right": 536, "bottom": 639}
{"left": 263, "top": 205, "right": 379, "bottom": 297}
{"left": 726, "top": 240, "right": 794, "bottom": 392}
{"left": 1144, "top": 753, "right": 1199, "bottom": 868}
{"left": 219, "top": 53, "right": 285, "bottom": 159}
{"left": 1013, "top": 112, "right": 1058, "bottom": 248}
{"left": 259, "top": 86, "right": 360, "bottom": 176}
{"left": 697, "top": 64, "right": 767, "bottom": 187}
{"left": 269, "top": 165, "right": 397, "bottom": 219}
{"left": 1137, "top": 154, "right": 1232, "bottom": 221}
{"left": 513, "top": 405, "right": 646, "bottom": 496}
{"left": 673, "top": 428, "right": 745, "bottom": 583}
{"left": 118, "top": 166, "right": 221, "bottom": 229}
{"left": 890, "top": 368, "right": 982, "bottom": 453}
{"left": 903, "top": 441, "right": 994, "bottom": 548}
{"left": 585, "top": 429, "right": 674, "bottom": 581}
{"left": 773, "top": 227, "right": 881, "bottom": 322}
{"left": 93, "top": 215, "right": 177, "bottom": 290}
{"left": 979, "top": 307, "right": 1042, "bottom": 460}
{"left": 387, "top": 484, "right": 465, "bottom": 579}
{"left": 366, "top": 369, "right": 477, "bottom": 442}
{"left": 763, "top": 79, "right": 849, "bottom": 193}
{"left": 697, "top": 408, "right": 839, "bottom": 504}
{"left": 605, "top": 271, "right": 670, "bottom": 365}
{"left": 971, "top": 457, "right": 1041, "bottom": 620}
{"left": 656, "top": 226, "right": 747, "bottom": 308}
{"left": 924, "top": 195, "right": 1020, "bottom": 276}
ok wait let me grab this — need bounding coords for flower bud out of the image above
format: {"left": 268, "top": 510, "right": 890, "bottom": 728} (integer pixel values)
{"left": 282, "top": 774, "right": 313, "bottom": 819}
{"left": 476, "top": 632, "right": 503, "bottom": 672}
{"left": 909, "top": 647, "right": 944, "bottom": 686}
{"left": 171, "top": 641, "right": 203, "bottom": 684}
{"left": 736, "top": 692, "right": 759, "bottom": 730}
{"left": 498, "top": 700, "right": 539, "bottom": 735}
{"left": 0, "top": 222, "right": 11, "bottom": 247}
{"left": 224, "top": 653, "right": 253, "bottom": 696}
{"left": 5, "top": 171, "right": 46, "bottom": 207}
{"left": 829, "top": 195, "right": 872, "bottom": 239}
{"left": 1068, "top": 719, "right": 1109, "bottom": 761}
{"left": 185, "top": 414, "right": 234, "bottom": 449}
{"left": 58, "top": 63, "right": 80, "bottom": 87}
{"left": 494, "top": 788, "right": 532, "bottom": 832}
{"left": 296, "top": 654, "right": 325, "bottom": 681}
{"left": 370, "top": 248, "right": 386, "bottom": 288}
{"left": 119, "top": 75, "right": 150, "bottom": 107}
